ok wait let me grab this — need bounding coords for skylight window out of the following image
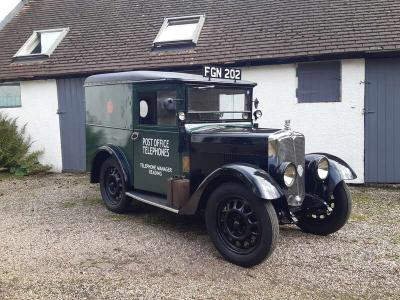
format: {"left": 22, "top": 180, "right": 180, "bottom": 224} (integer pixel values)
{"left": 14, "top": 28, "right": 69, "bottom": 59}
{"left": 153, "top": 15, "right": 205, "bottom": 47}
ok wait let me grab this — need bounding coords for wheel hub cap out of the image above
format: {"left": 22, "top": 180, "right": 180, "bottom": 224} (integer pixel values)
{"left": 217, "top": 198, "right": 261, "bottom": 254}
{"left": 105, "top": 167, "right": 123, "bottom": 204}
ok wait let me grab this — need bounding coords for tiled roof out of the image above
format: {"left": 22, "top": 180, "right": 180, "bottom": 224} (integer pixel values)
{"left": 1, "top": 0, "right": 400, "bottom": 81}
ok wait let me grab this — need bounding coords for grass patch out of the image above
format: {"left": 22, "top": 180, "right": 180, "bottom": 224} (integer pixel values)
{"left": 82, "top": 197, "right": 101, "bottom": 207}
{"left": 142, "top": 214, "right": 169, "bottom": 225}
{"left": 109, "top": 215, "right": 130, "bottom": 222}
{"left": 352, "top": 194, "right": 374, "bottom": 205}
{"left": 350, "top": 213, "right": 369, "bottom": 223}
{"left": 392, "top": 233, "right": 400, "bottom": 245}
{"left": 352, "top": 191, "right": 393, "bottom": 216}
{"left": 73, "top": 174, "right": 90, "bottom": 185}
{"left": 62, "top": 201, "right": 77, "bottom": 209}
{"left": 385, "top": 251, "right": 400, "bottom": 261}
{"left": 0, "top": 171, "right": 24, "bottom": 181}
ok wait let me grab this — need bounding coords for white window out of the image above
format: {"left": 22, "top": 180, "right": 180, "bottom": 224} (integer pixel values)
{"left": 219, "top": 94, "right": 246, "bottom": 120}
{"left": 0, "top": 83, "right": 21, "bottom": 108}
{"left": 14, "top": 28, "right": 69, "bottom": 59}
{"left": 153, "top": 15, "right": 205, "bottom": 47}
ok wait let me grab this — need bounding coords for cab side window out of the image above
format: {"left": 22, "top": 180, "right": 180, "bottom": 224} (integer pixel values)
{"left": 138, "top": 89, "right": 177, "bottom": 126}
{"left": 139, "top": 91, "right": 157, "bottom": 125}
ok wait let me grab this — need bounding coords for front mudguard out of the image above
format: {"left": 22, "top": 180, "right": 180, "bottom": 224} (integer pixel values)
{"left": 90, "top": 145, "right": 132, "bottom": 186}
{"left": 305, "top": 153, "right": 357, "bottom": 196}
{"left": 180, "top": 163, "right": 284, "bottom": 215}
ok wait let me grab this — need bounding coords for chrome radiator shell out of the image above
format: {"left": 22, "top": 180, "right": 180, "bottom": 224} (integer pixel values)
{"left": 269, "top": 130, "right": 305, "bottom": 206}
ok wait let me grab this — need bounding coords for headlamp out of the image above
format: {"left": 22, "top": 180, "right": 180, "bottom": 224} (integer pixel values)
{"left": 254, "top": 110, "right": 262, "bottom": 120}
{"left": 178, "top": 112, "right": 186, "bottom": 121}
{"left": 278, "top": 162, "right": 297, "bottom": 187}
{"left": 317, "top": 157, "right": 329, "bottom": 180}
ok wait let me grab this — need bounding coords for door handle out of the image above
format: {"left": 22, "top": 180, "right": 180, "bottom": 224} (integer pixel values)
{"left": 362, "top": 108, "right": 376, "bottom": 115}
{"left": 131, "top": 132, "right": 139, "bottom": 141}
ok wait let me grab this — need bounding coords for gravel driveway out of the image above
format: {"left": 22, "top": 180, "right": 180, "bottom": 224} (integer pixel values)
{"left": 0, "top": 173, "right": 399, "bottom": 299}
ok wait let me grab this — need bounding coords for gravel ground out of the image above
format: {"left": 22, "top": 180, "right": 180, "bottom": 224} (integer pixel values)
{"left": 0, "top": 173, "right": 399, "bottom": 300}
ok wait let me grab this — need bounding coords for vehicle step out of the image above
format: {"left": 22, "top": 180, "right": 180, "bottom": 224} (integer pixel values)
{"left": 125, "top": 191, "right": 179, "bottom": 214}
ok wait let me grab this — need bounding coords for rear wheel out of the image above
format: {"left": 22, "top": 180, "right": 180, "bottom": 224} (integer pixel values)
{"left": 205, "top": 183, "right": 279, "bottom": 268}
{"left": 99, "top": 157, "right": 133, "bottom": 213}
{"left": 297, "top": 181, "right": 352, "bottom": 235}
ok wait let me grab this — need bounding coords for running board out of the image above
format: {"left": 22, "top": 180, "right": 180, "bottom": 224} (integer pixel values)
{"left": 126, "top": 191, "right": 179, "bottom": 214}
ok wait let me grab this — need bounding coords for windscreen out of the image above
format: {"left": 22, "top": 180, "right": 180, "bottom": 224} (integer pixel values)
{"left": 187, "top": 85, "right": 252, "bottom": 122}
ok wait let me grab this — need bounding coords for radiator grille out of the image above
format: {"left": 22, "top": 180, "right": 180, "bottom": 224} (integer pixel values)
{"left": 273, "top": 131, "right": 305, "bottom": 206}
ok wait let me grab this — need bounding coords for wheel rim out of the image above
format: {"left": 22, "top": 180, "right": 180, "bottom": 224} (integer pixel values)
{"left": 216, "top": 197, "right": 261, "bottom": 254}
{"left": 308, "top": 196, "right": 336, "bottom": 220}
{"left": 104, "top": 166, "right": 124, "bottom": 205}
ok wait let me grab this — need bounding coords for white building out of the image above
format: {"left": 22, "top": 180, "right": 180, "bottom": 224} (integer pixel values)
{"left": 0, "top": 0, "right": 399, "bottom": 183}
{"left": 243, "top": 60, "right": 365, "bottom": 183}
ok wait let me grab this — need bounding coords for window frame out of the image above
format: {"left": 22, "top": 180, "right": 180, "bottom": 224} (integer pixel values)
{"left": 0, "top": 82, "right": 22, "bottom": 108}
{"left": 186, "top": 84, "right": 253, "bottom": 124}
{"left": 153, "top": 15, "right": 205, "bottom": 47}
{"left": 296, "top": 61, "right": 342, "bottom": 103}
{"left": 136, "top": 83, "right": 184, "bottom": 130}
{"left": 14, "top": 28, "right": 70, "bottom": 60}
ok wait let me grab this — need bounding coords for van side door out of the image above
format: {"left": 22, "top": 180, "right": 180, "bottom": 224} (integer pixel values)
{"left": 132, "top": 84, "right": 183, "bottom": 195}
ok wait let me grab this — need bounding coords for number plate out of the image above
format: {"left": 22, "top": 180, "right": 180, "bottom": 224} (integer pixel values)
{"left": 203, "top": 66, "right": 241, "bottom": 81}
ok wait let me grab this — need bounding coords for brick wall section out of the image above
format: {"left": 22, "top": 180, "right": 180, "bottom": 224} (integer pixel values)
{"left": 1, "top": 0, "right": 400, "bottom": 81}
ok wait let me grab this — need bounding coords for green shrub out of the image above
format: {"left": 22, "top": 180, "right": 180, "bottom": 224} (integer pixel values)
{"left": 0, "top": 113, "right": 51, "bottom": 175}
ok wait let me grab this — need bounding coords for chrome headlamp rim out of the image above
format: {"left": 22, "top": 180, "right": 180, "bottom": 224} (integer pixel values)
{"left": 278, "top": 162, "right": 297, "bottom": 188}
{"left": 316, "top": 156, "right": 329, "bottom": 180}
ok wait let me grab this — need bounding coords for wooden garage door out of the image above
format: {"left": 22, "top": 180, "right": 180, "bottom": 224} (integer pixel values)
{"left": 365, "top": 58, "right": 400, "bottom": 183}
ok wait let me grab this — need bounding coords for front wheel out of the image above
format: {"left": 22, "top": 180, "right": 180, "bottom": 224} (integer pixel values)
{"left": 99, "top": 157, "right": 133, "bottom": 214}
{"left": 297, "top": 181, "right": 352, "bottom": 236}
{"left": 205, "top": 183, "right": 279, "bottom": 268}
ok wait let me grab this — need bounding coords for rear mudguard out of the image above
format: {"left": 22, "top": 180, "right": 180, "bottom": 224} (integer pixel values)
{"left": 180, "top": 163, "right": 284, "bottom": 215}
{"left": 90, "top": 145, "right": 132, "bottom": 187}
{"left": 305, "top": 153, "right": 357, "bottom": 195}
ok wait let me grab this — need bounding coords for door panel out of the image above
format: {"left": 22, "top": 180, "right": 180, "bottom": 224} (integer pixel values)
{"left": 57, "top": 78, "right": 86, "bottom": 172}
{"left": 132, "top": 84, "right": 182, "bottom": 194}
{"left": 133, "top": 129, "right": 180, "bottom": 194}
{"left": 365, "top": 58, "right": 400, "bottom": 183}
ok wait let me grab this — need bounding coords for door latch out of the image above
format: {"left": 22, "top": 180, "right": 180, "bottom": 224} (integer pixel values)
{"left": 131, "top": 132, "right": 139, "bottom": 141}
{"left": 362, "top": 108, "right": 376, "bottom": 115}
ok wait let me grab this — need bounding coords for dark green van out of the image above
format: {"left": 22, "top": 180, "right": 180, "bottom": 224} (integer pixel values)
{"left": 85, "top": 71, "right": 356, "bottom": 267}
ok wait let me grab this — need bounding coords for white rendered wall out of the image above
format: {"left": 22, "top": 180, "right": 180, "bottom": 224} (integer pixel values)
{"left": 0, "top": 80, "right": 62, "bottom": 172}
{"left": 242, "top": 59, "right": 365, "bottom": 183}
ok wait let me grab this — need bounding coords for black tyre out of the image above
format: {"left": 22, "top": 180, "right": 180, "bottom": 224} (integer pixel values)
{"left": 297, "top": 181, "right": 352, "bottom": 236}
{"left": 99, "top": 157, "right": 132, "bottom": 213}
{"left": 205, "top": 183, "right": 279, "bottom": 268}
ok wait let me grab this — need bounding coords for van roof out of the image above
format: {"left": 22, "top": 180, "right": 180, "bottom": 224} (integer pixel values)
{"left": 84, "top": 71, "right": 257, "bottom": 87}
